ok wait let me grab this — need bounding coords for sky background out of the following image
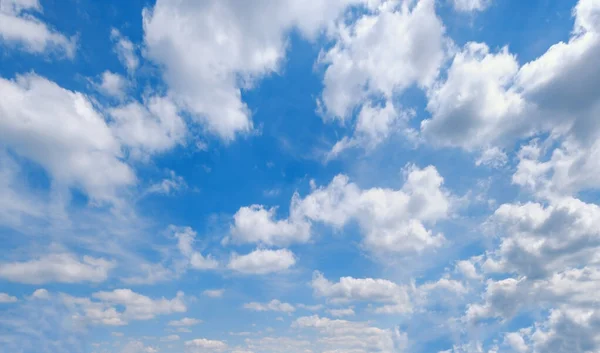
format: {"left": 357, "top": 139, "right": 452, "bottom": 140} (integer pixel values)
{"left": 1, "top": 0, "right": 600, "bottom": 352}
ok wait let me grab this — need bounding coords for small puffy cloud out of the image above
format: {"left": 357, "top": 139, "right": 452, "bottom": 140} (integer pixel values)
{"left": 229, "top": 205, "right": 311, "bottom": 246}
{"left": 244, "top": 299, "right": 295, "bottom": 313}
{"left": 168, "top": 317, "right": 202, "bottom": 327}
{"left": 0, "top": 292, "right": 17, "bottom": 303}
{"left": 147, "top": 170, "right": 187, "bottom": 195}
{"left": 30, "top": 288, "right": 50, "bottom": 300}
{"left": 422, "top": 42, "right": 525, "bottom": 150}
{"left": 311, "top": 271, "right": 411, "bottom": 313}
{"left": 109, "top": 96, "right": 187, "bottom": 159}
{"left": 172, "top": 226, "right": 219, "bottom": 270}
{"left": 202, "top": 289, "right": 224, "bottom": 298}
{"left": 227, "top": 249, "right": 296, "bottom": 275}
{"left": 0, "top": 253, "right": 115, "bottom": 284}
{"left": 455, "top": 260, "right": 482, "bottom": 280}
{"left": 485, "top": 197, "right": 600, "bottom": 279}
{"left": 64, "top": 289, "right": 186, "bottom": 326}
{"left": 185, "top": 338, "right": 227, "bottom": 352}
{"left": 0, "top": 0, "right": 76, "bottom": 57}
{"left": 318, "top": 0, "right": 446, "bottom": 155}
{"left": 142, "top": 0, "right": 373, "bottom": 141}
{"left": 96, "top": 71, "right": 127, "bottom": 99}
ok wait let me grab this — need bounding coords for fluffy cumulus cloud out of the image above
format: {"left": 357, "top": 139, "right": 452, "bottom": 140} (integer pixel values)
{"left": 231, "top": 165, "right": 450, "bottom": 255}
{"left": 0, "top": 0, "right": 75, "bottom": 56}
{"left": 63, "top": 289, "right": 186, "bottom": 326}
{"left": 311, "top": 271, "right": 411, "bottom": 313}
{"left": 227, "top": 248, "right": 296, "bottom": 274}
{"left": 0, "top": 253, "right": 115, "bottom": 284}
{"left": 168, "top": 317, "right": 201, "bottom": 327}
{"left": 0, "top": 292, "right": 18, "bottom": 303}
{"left": 244, "top": 299, "right": 295, "bottom": 313}
{"left": 294, "top": 315, "right": 407, "bottom": 353}
{"left": 451, "top": 0, "right": 492, "bottom": 13}
{"left": 185, "top": 338, "right": 227, "bottom": 353}
{"left": 463, "top": 195, "right": 600, "bottom": 351}
{"left": 0, "top": 74, "right": 135, "bottom": 202}
{"left": 96, "top": 70, "right": 127, "bottom": 99}
{"left": 319, "top": 0, "right": 446, "bottom": 154}
{"left": 109, "top": 96, "right": 187, "bottom": 159}
{"left": 142, "top": 0, "right": 374, "bottom": 141}
{"left": 228, "top": 205, "right": 311, "bottom": 247}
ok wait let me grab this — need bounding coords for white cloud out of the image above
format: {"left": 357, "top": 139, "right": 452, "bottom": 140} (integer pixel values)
{"left": 0, "top": 74, "right": 135, "bottom": 202}
{"left": 110, "top": 28, "right": 138, "bottom": 73}
{"left": 294, "top": 315, "right": 407, "bottom": 353}
{"left": 96, "top": 71, "right": 127, "bottom": 99}
{"left": 64, "top": 289, "right": 186, "bottom": 326}
{"left": 0, "top": 0, "right": 75, "bottom": 57}
{"left": 455, "top": 259, "right": 482, "bottom": 280}
{"left": 173, "top": 226, "right": 219, "bottom": 270}
{"left": 319, "top": 0, "right": 445, "bottom": 120}
{"left": 185, "top": 338, "right": 227, "bottom": 352}
{"left": 0, "top": 292, "right": 17, "bottom": 303}
{"left": 423, "top": 0, "right": 600, "bottom": 186}
{"left": 147, "top": 170, "right": 187, "bottom": 195}
{"left": 0, "top": 253, "right": 115, "bottom": 284}
{"left": 30, "top": 288, "right": 49, "bottom": 300}
{"left": 451, "top": 0, "right": 492, "bottom": 12}
{"left": 109, "top": 96, "right": 187, "bottom": 159}
{"left": 230, "top": 165, "right": 449, "bottom": 256}
{"left": 503, "top": 332, "right": 528, "bottom": 353}
{"left": 202, "top": 289, "right": 224, "bottom": 298}
{"left": 475, "top": 147, "right": 508, "bottom": 168}
{"left": 244, "top": 300, "right": 295, "bottom": 313}
{"left": 142, "top": 0, "right": 373, "bottom": 141}
{"left": 327, "top": 307, "right": 355, "bottom": 317}
{"left": 168, "top": 317, "right": 202, "bottom": 327}
{"left": 318, "top": 0, "right": 446, "bottom": 156}
{"left": 229, "top": 205, "right": 310, "bottom": 246}
{"left": 311, "top": 271, "right": 411, "bottom": 313}
{"left": 422, "top": 42, "right": 526, "bottom": 150}
{"left": 227, "top": 248, "right": 296, "bottom": 275}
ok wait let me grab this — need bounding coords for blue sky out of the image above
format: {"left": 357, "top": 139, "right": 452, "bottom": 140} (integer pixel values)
{"left": 1, "top": 0, "right": 600, "bottom": 352}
